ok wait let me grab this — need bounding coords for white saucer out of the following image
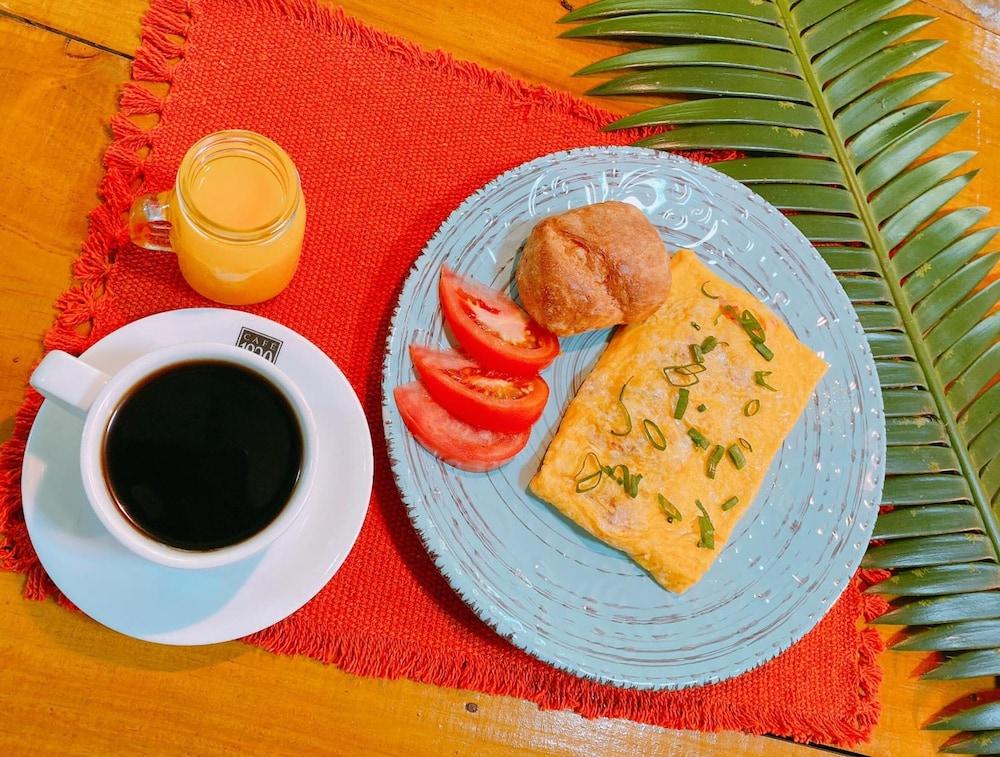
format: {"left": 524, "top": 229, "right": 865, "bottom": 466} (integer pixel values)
{"left": 21, "top": 309, "right": 373, "bottom": 645}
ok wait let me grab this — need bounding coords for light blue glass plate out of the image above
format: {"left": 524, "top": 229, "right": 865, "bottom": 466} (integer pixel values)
{"left": 382, "top": 147, "right": 885, "bottom": 690}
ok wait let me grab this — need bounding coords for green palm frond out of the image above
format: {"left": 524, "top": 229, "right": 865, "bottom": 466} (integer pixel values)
{"left": 561, "top": 0, "right": 999, "bottom": 751}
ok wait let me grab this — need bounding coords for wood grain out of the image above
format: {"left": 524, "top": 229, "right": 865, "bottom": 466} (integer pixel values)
{"left": 905, "top": 2, "right": 1000, "bottom": 214}
{"left": 924, "top": 0, "right": 1000, "bottom": 33}
{"left": 0, "top": 572, "right": 823, "bottom": 757}
{"left": 0, "top": 1, "right": 997, "bottom": 755}
{"left": 0, "top": 0, "right": 658, "bottom": 114}
{"left": 0, "top": 17, "right": 128, "bottom": 420}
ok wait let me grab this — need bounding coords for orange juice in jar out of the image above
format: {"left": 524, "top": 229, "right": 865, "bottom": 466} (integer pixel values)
{"left": 129, "top": 130, "right": 306, "bottom": 305}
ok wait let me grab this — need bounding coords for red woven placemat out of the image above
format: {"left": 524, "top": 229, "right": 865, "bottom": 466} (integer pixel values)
{"left": 0, "top": 0, "right": 887, "bottom": 744}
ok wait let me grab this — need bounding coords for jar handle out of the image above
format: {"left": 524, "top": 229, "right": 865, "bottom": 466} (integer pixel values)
{"left": 128, "top": 191, "right": 174, "bottom": 251}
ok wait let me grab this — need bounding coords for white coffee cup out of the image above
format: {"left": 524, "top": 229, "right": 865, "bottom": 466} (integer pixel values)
{"left": 30, "top": 342, "right": 317, "bottom": 569}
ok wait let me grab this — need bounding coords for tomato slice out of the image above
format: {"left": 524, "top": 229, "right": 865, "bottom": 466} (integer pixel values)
{"left": 409, "top": 346, "right": 548, "bottom": 432}
{"left": 439, "top": 267, "right": 559, "bottom": 375}
{"left": 393, "top": 382, "right": 529, "bottom": 472}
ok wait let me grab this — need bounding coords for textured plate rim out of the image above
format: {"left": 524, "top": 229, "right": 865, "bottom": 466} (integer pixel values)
{"left": 381, "top": 146, "right": 885, "bottom": 690}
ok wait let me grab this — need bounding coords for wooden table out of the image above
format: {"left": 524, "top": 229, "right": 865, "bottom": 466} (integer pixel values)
{"left": 0, "top": 1, "right": 997, "bottom": 754}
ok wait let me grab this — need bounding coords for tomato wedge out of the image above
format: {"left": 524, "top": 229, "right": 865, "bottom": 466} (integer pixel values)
{"left": 393, "top": 382, "right": 529, "bottom": 472}
{"left": 409, "top": 346, "right": 548, "bottom": 432}
{"left": 439, "top": 267, "right": 559, "bottom": 375}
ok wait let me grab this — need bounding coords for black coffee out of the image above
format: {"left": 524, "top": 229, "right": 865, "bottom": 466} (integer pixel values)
{"left": 104, "top": 360, "right": 303, "bottom": 551}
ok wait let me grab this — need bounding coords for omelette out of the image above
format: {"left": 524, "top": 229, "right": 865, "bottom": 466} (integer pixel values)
{"left": 529, "top": 250, "right": 828, "bottom": 593}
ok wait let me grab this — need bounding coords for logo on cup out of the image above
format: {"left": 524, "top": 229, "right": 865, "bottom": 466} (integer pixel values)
{"left": 236, "top": 327, "right": 283, "bottom": 363}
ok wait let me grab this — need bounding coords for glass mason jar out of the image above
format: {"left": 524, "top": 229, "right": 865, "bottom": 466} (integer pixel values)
{"left": 129, "top": 130, "right": 306, "bottom": 306}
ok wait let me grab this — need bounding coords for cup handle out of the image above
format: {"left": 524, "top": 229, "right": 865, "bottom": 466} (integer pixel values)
{"left": 30, "top": 351, "right": 111, "bottom": 417}
{"left": 128, "top": 190, "right": 174, "bottom": 252}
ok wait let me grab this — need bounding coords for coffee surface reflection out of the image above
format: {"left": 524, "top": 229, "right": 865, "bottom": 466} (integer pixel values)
{"left": 103, "top": 360, "right": 303, "bottom": 551}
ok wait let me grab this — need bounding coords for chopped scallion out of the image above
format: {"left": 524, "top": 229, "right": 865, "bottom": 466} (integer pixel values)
{"left": 706, "top": 445, "right": 724, "bottom": 479}
{"left": 754, "top": 370, "right": 777, "bottom": 391}
{"left": 687, "top": 427, "right": 710, "bottom": 450}
{"left": 721, "top": 496, "right": 739, "bottom": 511}
{"left": 727, "top": 445, "right": 746, "bottom": 470}
{"left": 610, "top": 378, "right": 633, "bottom": 436}
{"left": 626, "top": 473, "right": 642, "bottom": 498}
{"left": 698, "top": 523, "right": 715, "bottom": 549}
{"left": 657, "top": 494, "right": 682, "bottom": 523}
{"left": 602, "top": 464, "right": 642, "bottom": 498}
{"left": 743, "top": 399, "right": 760, "bottom": 417}
{"left": 719, "top": 304, "right": 740, "bottom": 323}
{"left": 678, "top": 363, "right": 707, "bottom": 375}
{"left": 575, "top": 470, "right": 602, "bottom": 493}
{"left": 739, "top": 310, "right": 766, "bottom": 343}
{"left": 695, "top": 499, "right": 715, "bottom": 549}
{"left": 574, "top": 452, "right": 603, "bottom": 493}
{"left": 662, "top": 362, "right": 706, "bottom": 387}
{"left": 725, "top": 307, "right": 774, "bottom": 361}
{"left": 643, "top": 419, "right": 667, "bottom": 451}
{"left": 700, "top": 282, "right": 720, "bottom": 299}
{"left": 603, "top": 464, "right": 625, "bottom": 484}
{"left": 674, "top": 388, "right": 689, "bottom": 420}
{"left": 754, "top": 342, "right": 774, "bottom": 361}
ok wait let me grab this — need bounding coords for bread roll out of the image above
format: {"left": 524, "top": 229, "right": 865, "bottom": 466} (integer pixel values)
{"left": 515, "top": 201, "right": 671, "bottom": 336}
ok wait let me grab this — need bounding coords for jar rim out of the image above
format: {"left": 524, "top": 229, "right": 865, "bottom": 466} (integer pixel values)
{"left": 175, "top": 130, "right": 301, "bottom": 244}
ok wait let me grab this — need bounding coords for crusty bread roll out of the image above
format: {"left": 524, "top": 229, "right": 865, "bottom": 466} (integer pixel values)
{"left": 515, "top": 201, "right": 672, "bottom": 336}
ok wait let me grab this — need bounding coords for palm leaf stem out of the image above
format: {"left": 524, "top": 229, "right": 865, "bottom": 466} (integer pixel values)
{"left": 771, "top": 0, "right": 998, "bottom": 557}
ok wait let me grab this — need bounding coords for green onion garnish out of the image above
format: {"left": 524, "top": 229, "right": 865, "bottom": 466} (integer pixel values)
{"left": 674, "top": 388, "right": 689, "bottom": 420}
{"left": 739, "top": 437, "right": 753, "bottom": 452}
{"left": 574, "top": 452, "right": 604, "bottom": 493}
{"left": 574, "top": 454, "right": 645, "bottom": 497}
{"left": 739, "top": 309, "right": 766, "bottom": 343}
{"left": 719, "top": 304, "right": 739, "bottom": 323}
{"left": 700, "top": 282, "right": 720, "bottom": 299}
{"left": 690, "top": 321, "right": 701, "bottom": 331}
{"left": 697, "top": 404, "right": 707, "bottom": 412}
{"left": 698, "top": 525, "right": 715, "bottom": 549}
{"left": 678, "top": 363, "right": 707, "bottom": 375}
{"left": 663, "top": 368, "right": 699, "bottom": 387}
{"left": 706, "top": 445, "right": 725, "bottom": 479}
{"left": 628, "top": 476, "right": 642, "bottom": 498}
{"left": 657, "top": 494, "right": 682, "bottom": 523}
{"left": 743, "top": 399, "right": 760, "bottom": 417}
{"left": 724, "top": 308, "right": 774, "bottom": 361}
{"left": 575, "top": 470, "right": 602, "bottom": 493}
{"left": 691, "top": 344, "right": 704, "bottom": 364}
{"left": 754, "top": 370, "right": 777, "bottom": 391}
{"left": 700, "top": 336, "right": 718, "bottom": 353}
{"left": 695, "top": 499, "right": 715, "bottom": 549}
{"left": 687, "top": 427, "right": 710, "bottom": 449}
{"left": 610, "top": 378, "right": 633, "bottom": 436}
{"left": 642, "top": 419, "right": 667, "bottom": 450}
{"left": 603, "top": 464, "right": 625, "bottom": 483}
{"left": 662, "top": 362, "right": 706, "bottom": 387}
{"left": 721, "top": 496, "right": 740, "bottom": 511}
{"left": 602, "top": 464, "right": 642, "bottom": 498}
{"left": 728, "top": 445, "right": 746, "bottom": 470}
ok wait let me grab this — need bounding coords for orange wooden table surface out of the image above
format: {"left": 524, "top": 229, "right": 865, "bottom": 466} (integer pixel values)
{"left": 0, "top": 1, "right": 997, "bottom": 754}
